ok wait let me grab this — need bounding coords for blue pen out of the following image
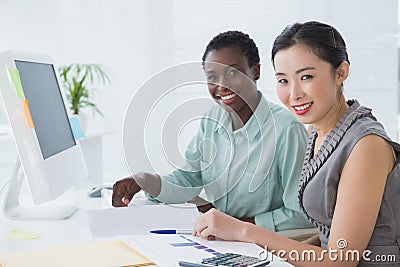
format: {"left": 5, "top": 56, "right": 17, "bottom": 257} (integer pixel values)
{"left": 150, "top": 229, "right": 193, "bottom": 234}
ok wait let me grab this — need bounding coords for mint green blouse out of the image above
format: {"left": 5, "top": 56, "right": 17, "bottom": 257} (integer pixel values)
{"left": 155, "top": 93, "right": 313, "bottom": 231}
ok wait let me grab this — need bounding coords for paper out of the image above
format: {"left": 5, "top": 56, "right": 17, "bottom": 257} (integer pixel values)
{"left": 7, "top": 230, "right": 43, "bottom": 240}
{"left": 87, "top": 203, "right": 199, "bottom": 238}
{"left": 121, "top": 235, "right": 293, "bottom": 267}
{"left": 22, "top": 100, "right": 34, "bottom": 128}
{"left": 69, "top": 116, "right": 84, "bottom": 140}
{"left": 8, "top": 68, "right": 25, "bottom": 99}
{"left": 123, "top": 235, "right": 216, "bottom": 265}
{"left": 0, "top": 239, "right": 155, "bottom": 267}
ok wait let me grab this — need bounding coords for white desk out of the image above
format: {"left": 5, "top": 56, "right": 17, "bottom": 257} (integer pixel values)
{"left": 0, "top": 128, "right": 293, "bottom": 266}
{"left": 0, "top": 188, "right": 101, "bottom": 253}
{"left": 0, "top": 188, "right": 293, "bottom": 266}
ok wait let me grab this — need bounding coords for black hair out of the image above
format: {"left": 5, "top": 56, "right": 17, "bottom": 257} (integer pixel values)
{"left": 271, "top": 21, "right": 350, "bottom": 70}
{"left": 202, "top": 31, "right": 260, "bottom": 67}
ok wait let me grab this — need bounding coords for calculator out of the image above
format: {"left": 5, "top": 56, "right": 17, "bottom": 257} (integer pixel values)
{"left": 178, "top": 252, "right": 270, "bottom": 267}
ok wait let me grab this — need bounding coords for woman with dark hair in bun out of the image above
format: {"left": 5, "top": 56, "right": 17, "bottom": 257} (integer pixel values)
{"left": 193, "top": 21, "right": 400, "bottom": 267}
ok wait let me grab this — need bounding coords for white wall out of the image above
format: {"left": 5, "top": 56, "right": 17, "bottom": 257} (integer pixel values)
{"left": 170, "top": 0, "right": 398, "bottom": 138}
{"left": 0, "top": 0, "right": 397, "bottom": 183}
{"left": 0, "top": 0, "right": 167, "bottom": 181}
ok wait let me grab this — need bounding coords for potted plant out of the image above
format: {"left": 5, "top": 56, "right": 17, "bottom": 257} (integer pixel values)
{"left": 58, "top": 63, "right": 111, "bottom": 132}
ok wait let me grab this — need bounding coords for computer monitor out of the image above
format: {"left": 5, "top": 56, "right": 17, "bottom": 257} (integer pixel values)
{"left": 0, "top": 50, "right": 87, "bottom": 220}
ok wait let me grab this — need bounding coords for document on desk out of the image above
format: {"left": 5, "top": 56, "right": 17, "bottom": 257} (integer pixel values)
{"left": 87, "top": 203, "right": 200, "bottom": 239}
{"left": 121, "top": 235, "right": 294, "bottom": 267}
{"left": 0, "top": 239, "right": 155, "bottom": 267}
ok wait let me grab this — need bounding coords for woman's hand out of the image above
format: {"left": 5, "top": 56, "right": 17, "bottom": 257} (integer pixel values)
{"left": 193, "top": 208, "right": 248, "bottom": 241}
{"left": 112, "top": 177, "right": 141, "bottom": 207}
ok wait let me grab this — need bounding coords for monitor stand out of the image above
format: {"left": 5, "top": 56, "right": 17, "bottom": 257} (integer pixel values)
{"left": 2, "top": 158, "right": 78, "bottom": 220}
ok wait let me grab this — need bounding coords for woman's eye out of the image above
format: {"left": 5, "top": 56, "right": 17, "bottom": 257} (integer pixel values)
{"left": 278, "top": 79, "right": 288, "bottom": 84}
{"left": 207, "top": 75, "right": 217, "bottom": 82}
{"left": 301, "top": 75, "right": 313, "bottom": 80}
{"left": 228, "top": 69, "right": 239, "bottom": 76}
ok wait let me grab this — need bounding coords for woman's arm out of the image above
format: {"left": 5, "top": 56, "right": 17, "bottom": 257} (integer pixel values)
{"left": 193, "top": 208, "right": 328, "bottom": 265}
{"left": 325, "top": 134, "right": 393, "bottom": 265}
{"left": 194, "top": 135, "right": 394, "bottom": 267}
{"left": 302, "top": 234, "right": 321, "bottom": 246}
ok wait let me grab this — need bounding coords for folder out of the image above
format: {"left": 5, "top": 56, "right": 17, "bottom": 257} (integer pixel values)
{"left": 0, "top": 239, "right": 155, "bottom": 267}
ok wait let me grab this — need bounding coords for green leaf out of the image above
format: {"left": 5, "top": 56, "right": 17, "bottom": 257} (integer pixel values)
{"left": 58, "top": 63, "right": 111, "bottom": 116}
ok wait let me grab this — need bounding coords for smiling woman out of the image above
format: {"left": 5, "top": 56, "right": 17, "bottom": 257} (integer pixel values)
{"left": 203, "top": 46, "right": 260, "bottom": 130}
{"left": 193, "top": 21, "right": 400, "bottom": 267}
{"left": 274, "top": 44, "right": 348, "bottom": 129}
{"left": 112, "top": 30, "right": 314, "bottom": 234}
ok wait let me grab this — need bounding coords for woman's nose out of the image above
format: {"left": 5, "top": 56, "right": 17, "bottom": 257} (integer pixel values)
{"left": 216, "top": 76, "right": 230, "bottom": 91}
{"left": 289, "top": 82, "right": 304, "bottom": 101}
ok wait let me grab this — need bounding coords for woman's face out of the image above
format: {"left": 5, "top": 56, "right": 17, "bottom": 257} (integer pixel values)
{"left": 274, "top": 44, "right": 345, "bottom": 125}
{"left": 203, "top": 46, "right": 260, "bottom": 118}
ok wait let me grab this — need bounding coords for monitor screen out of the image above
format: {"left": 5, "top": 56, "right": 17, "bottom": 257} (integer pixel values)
{"left": 15, "top": 60, "right": 76, "bottom": 159}
{"left": 0, "top": 50, "right": 87, "bottom": 217}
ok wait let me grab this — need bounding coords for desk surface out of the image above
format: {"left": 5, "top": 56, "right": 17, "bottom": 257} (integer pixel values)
{"left": 0, "top": 188, "right": 101, "bottom": 253}
{"left": 0, "top": 188, "right": 292, "bottom": 267}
